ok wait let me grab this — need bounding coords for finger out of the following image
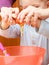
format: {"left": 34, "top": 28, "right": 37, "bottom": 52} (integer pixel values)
{"left": 12, "top": 8, "right": 19, "bottom": 18}
{"left": 15, "top": 8, "right": 19, "bottom": 14}
{"left": 33, "top": 13, "right": 38, "bottom": 27}
{"left": 12, "top": 14, "right": 17, "bottom": 18}
{"left": 25, "top": 11, "right": 34, "bottom": 23}
{"left": 20, "top": 12, "right": 28, "bottom": 22}
{"left": 17, "top": 9, "right": 28, "bottom": 22}
{"left": 9, "top": 18, "right": 16, "bottom": 25}
{"left": 17, "top": 9, "right": 25, "bottom": 19}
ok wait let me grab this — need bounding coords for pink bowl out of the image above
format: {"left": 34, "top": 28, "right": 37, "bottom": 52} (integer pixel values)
{"left": 0, "top": 46, "right": 45, "bottom": 65}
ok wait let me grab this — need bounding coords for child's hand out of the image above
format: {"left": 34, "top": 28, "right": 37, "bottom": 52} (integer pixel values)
{"left": 0, "top": 7, "right": 11, "bottom": 29}
{"left": 0, "top": 7, "right": 19, "bottom": 29}
{"left": 17, "top": 5, "right": 49, "bottom": 28}
{"left": 17, "top": 5, "right": 41, "bottom": 27}
{"left": 17, "top": 6, "right": 37, "bottom": 23}
{"left": 17, "top": 6, "right": 41, "bottom": 27}
{"left": 1, "top": 7, "right": 19, "bottom": 19}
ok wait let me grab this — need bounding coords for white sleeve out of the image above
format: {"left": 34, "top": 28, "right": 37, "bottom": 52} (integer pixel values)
{"left": 0, "top": 24, "right": 20, "bottom": 38}
{"left": 38, "top": 18, "right": 49, "bottom": 38}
